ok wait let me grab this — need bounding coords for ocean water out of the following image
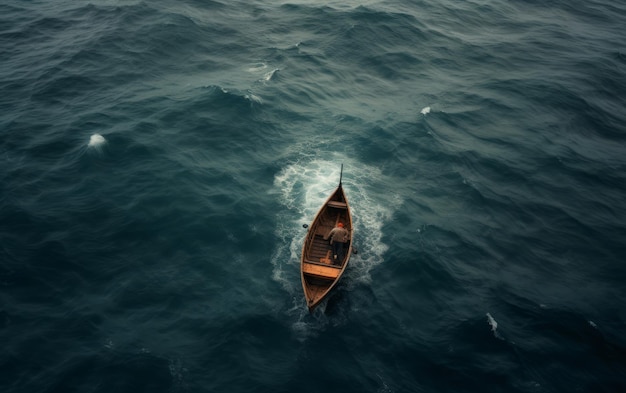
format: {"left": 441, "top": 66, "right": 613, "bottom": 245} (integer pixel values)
{"left": 2, "top": 0, "right": 626, "bottom": 392}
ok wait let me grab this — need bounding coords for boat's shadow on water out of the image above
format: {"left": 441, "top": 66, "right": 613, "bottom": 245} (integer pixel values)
{"left": 323, "top": 287, "right": 349, "bottom": 316}
{"left": 314, "top": 277, "right": 375, "bottom": 318}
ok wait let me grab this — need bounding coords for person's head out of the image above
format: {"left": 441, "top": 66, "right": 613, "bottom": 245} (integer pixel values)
{"left": 337, "top": 222, "right": 344, "bottom": 228}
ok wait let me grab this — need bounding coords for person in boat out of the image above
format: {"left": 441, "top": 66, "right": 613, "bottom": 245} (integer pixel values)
{"left": 324, "top": 222, "right": 349, "bottom": 264}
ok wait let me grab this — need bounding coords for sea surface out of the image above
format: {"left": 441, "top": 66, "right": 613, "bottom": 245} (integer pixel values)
{"left": 2, "top": 1, "right": 626, "bottom": 392}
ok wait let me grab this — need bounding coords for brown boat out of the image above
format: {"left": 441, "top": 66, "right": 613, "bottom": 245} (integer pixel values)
{"left": 301, "top": 166, "right": 353, "bottom": 311}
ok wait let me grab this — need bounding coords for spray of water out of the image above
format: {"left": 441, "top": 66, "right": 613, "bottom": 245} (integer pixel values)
{"left": 271, "top": 158, "right": 401, "bottom": 338}
{"left": 87, "top": 133, "right": 106, "bottom": 154}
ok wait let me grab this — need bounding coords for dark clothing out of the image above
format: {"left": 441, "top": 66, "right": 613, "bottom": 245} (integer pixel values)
{"left": 332, "top": 241, "right": 345, "bottom": 265}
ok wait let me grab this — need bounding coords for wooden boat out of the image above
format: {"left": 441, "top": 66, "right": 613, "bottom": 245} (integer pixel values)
{"left": 301, "top": 166, "right": 353, "bottom": 311}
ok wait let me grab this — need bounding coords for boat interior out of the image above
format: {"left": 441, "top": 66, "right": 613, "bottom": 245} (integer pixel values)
{"left": 303, "top": 198, "right": 351, "bottom": 276}
{"left": 301, "top": 182, "right": 352, "bottom": 310}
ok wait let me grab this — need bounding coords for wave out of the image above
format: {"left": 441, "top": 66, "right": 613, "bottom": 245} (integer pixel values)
{"left": 486, "top": 312, "right": 504, "bottom": 340}
{"left": 87, "top": 133, "right": 106, "bottom": 154}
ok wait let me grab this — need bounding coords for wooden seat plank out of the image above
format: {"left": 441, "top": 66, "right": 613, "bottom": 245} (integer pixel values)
{"left": 302, "top": 262, "right": 341, "bottom": 279}
{"left": 327, "top": 201, "right": 347, "bottom": 209}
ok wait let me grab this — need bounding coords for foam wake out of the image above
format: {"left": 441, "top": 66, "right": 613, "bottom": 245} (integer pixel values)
{"left": 271, "top": 158, "right": 400, "bottom": 320}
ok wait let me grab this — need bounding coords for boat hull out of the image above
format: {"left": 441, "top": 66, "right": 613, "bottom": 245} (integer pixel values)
{"left": 300, "top": 184, "right": 353, "bottom": 311}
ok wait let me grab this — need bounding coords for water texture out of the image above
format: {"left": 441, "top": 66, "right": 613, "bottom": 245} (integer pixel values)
{"left": 2, "top": 1, "right": 626, "bottom": 392}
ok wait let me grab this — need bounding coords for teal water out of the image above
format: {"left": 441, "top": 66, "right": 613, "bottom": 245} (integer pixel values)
{"left": 2, "top": 1, "right": 626, "bottom": 392}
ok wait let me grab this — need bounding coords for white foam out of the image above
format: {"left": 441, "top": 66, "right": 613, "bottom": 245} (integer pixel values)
{"left": 247, "top": 62, "right": 267, "bottom": 73}
{"left": 486, "top": 312, "right": 497, "bottom": 331}
{"left": 486, "top": 312, "right": 503, "bottom": 339}
{"left": 87, "top": 133, "right": 106, "bottom": 154}
{"left": 420, "top": 106, "right": 431, "bottom": 115}
{"left": 245, "top": 93, "right": 263, "bottom": 104}
{"left": 271, "top": 158, "right": 400, "bottom": 311}
{"left": 262, "top": 68, "right": 279, "bottom": 82}
{"left": 588, "top": 320, "right": 597, "bottom": 329}
{"left": 88, "top": 133, "right": 106, "bottom": 147}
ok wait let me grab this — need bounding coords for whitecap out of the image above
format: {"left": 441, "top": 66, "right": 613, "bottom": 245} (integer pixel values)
{"left": 88, "top": 133, "right": 105, "bottom": 147}
{"left": 420, "top": 106, "right": 431, "bottom": 115}
{"left": 247, "top": 62, "right": 267, "bottom": 73}
{"left": 87, "top": 133, "right": 106, "bottom": 154}
{"left": 486, "top": 312, "right": 503, "bottom": 339}
{"left": 245, "top": 93, "right": 263, "bottom": 104}
{"left": 486, "top": 312, "right": 498, "bottom": 331}
{"left": 262, "top": 68, "right": 279, "bottom": 82}
{"left": 588, "top": 320, "right": 597, "bottom": 328}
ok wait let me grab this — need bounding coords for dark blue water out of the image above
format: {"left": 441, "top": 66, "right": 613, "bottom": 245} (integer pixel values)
{"left": 2, "top": 1, "right": 626, "bottom": 392}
